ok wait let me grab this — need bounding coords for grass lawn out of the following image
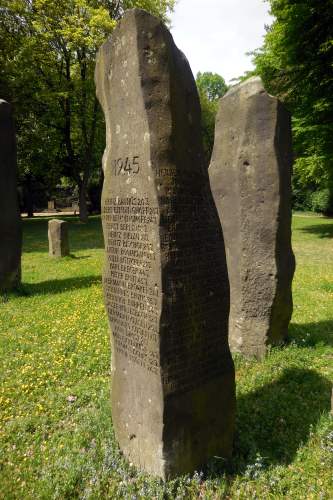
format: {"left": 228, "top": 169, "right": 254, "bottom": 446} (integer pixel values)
{"left": 1, "top": 214, "right": 332, "bottom": 499}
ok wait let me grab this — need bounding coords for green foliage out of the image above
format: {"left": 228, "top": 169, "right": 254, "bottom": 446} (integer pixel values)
{"left": 310, "top": 189, "right": 332, "bottom": 215}
{"left": 1, "top": 215, "right": 332, "bottom": 497}
{"left": 291, "top": 183, "right": 312, "bottom": 213}
{"left": 196, "top": 71, "right": 228, "bottom": 102}
{"left": 0, "top": 0, "right": 174, "bottom": 219}
{"left": 198, "top": 94, "right": 218, "bottom": 165}
{"left": 123, "top": 0, "right": 175, "bottom": 24}
{"left": 252, "top": 0, "right": 333, "bottom": 212}
{"left": 196, "top": 72, "right": 228, "bottom": 164}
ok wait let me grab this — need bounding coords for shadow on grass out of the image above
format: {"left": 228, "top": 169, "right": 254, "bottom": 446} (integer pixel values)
{"left": 67, "top": 254, "right": 90, "bottom": 260}
{"left": 299, "top": 220, "right": 333, "bottom": 238}
{"left": 20, "top": 275, "right": 102, "bottom": 296}
{"left": 288, "top": 321, "right": 333, "bottom": 347}
{"left": 206, "top": 368, "right": 331, "bottom": 478}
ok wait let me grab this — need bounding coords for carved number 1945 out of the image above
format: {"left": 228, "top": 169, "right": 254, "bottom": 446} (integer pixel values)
{"left": 113, "top": 156, "right": 140, "bottom": 175}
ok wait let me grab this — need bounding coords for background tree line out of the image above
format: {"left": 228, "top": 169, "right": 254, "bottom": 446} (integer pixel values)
{"left": 1, "top": 0, "right": 332, "bottom": 218}
{"left": 199, "top": 1, "right": 333, "bottom": 215}
{"left": 0, "top": 0, "right": 175, "bottom": 221}
{"left": 252, "top": 0, "right": 333, "bottom": 215}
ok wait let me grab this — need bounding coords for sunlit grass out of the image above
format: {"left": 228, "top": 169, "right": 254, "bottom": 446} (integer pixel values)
{"left": 0, "top": 214, "right": 332, "bottom": 499}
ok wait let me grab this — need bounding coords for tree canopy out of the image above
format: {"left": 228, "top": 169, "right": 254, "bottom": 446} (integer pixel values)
{"left": 196, "top": 72, "right": 228, "bottom": 164}
{"left": 196, "top": 71, "right": 228, "bottom": 102}
{"left": 252, "top": 0, "right": 333, "bottom": 213}
{"left": 0, "top": 0, "right": 175, "bottom": 219}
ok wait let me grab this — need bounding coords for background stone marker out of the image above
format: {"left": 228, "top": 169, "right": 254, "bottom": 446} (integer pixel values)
{"left": 95, "top": 8, "right": 235, "bottom": 479}
{"left": 48, "top": 219, "right": 69, "bottom": 257}
{"left": 209, "top": 76, "right": 295, "bottom": 358}
{"left": 0, "top": 100, "right": 22, "bottom": 292}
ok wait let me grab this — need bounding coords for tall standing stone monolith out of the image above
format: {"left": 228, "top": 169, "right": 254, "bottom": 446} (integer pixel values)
{"left": 209, "top": 77, "right": 295, "bottom": 359}
{"left": 48, "top": 219, "right": 69, "bottom": 257}
{"left": 0, "top": 100, "right": 22, "bottom": 292}
{"left": 95, "top": 8, "right": 235, "bottom": 479}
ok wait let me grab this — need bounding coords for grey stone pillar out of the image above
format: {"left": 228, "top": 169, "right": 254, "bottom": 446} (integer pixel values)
{"left": 48, "top": 219, "right": 69, "bottom": 257}
{"left": 95, "top": 8, "right": 235, "bottom": 479}
{"left": 0, "top": 100, "right": 22, "bottom": 292}
{"left": 209, "top": 77, "right": 295, "bottom": 358}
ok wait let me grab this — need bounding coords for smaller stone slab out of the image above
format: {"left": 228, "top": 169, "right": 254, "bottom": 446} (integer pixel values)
{"left": 48, "top": 219, "right": 69, "bottom": 257}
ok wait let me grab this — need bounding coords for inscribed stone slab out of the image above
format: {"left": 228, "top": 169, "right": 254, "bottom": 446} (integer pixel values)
{"left": 95, "top": 8, "right": 235, "bottom": 479}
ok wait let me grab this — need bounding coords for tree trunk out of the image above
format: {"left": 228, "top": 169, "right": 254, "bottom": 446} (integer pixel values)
{"left": 78, "top": 181, "right": 88, "bottom": 223}
{"left": 25, "top": 174, "right": 34, "bottom": 217}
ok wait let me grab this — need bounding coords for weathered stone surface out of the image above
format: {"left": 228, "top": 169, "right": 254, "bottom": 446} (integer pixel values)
{"left": 48, "top": 219, "right": 69, "bottom": 257}
{"left": 0, "top": 100, "right": 22, "bottom": 292}
{"left": 95, "top": 8, "right": 235, "bottom": 479}
{"left": 209, "top": 76, "right": 295, "bottom": 358}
